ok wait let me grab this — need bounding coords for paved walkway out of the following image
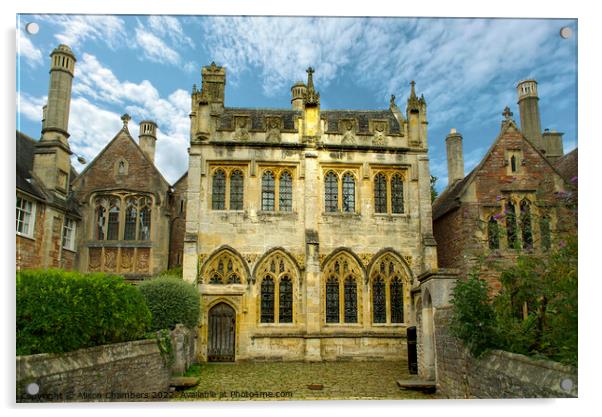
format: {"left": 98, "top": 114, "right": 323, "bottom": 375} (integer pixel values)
{"left": 175, "top": 360, "right": 436, "bottom": 401}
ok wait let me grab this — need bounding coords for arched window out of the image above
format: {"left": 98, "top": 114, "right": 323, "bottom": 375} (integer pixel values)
{"left": 390, "top": 277, "right": 404, "bottom": 323}
{"left": 107, "top": 198, "right": 120, "bottom": 240}
{"left": 520, "top": 200, "right": 533, "bottom": 249}
{"left": 212, "top": 170, "right": 226, "bottom": 210}
{"left": 279, "top": 171, "right": 293, "bottom": 212}
{"left": 372, "top": 277, "right": 386, "bottom": 323}
{"left": 488, "top": 216, "right": 500, "bottom": 249}
{"left": 506, "top": 201, "right": 518, "bottom": 249}
{"left": 210, "top": 273, "right": 222, "bottom": 284}
{"left": 540, "top": 215, "right": 551, "bottom": 251}
{"left": 325, "top": 171, "right": 338, "bottom": 213}
{"left": 391, "top": 174, "right": 404, "bottom": 214}
{"left": 230, "top": 170, "right": 244, "bottom": 210}
{"left": 227, "top": 273, "right": 241, "bottom": 284}
{"left": 510, "top": 155, "right": 517, "bottom": 172}
{"left": 138, "top": 197, "right": 151, "bottom": 241}
{"left": 326, "top": 276, "right": 340, "bottom": 323}
{"left": 260, "top": 277, "right": 275, "bottom": 323}
{"left": 124, "top": 198, "right": 137, "bottom": 240}
{"left": 374, "top": 173, "right": 387, "bottom": 213}
{"left": 262, "top": 171, "right": 275, "bottom": 211}
{"left": 279, "top": 275, "right": 293, "bottom": 323}
{"left": 95, "top": 200, "right": 106, "bottom": 240}
{"left": 342, "top": 173, "right": 355, "bottom": 213}
{"left": 344, "top": 277, "right": 357, "bottom": 323}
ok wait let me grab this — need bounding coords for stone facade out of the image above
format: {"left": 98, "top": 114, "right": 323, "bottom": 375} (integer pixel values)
{"left": 168, "top": 173, "right": 188, "bottom": 269}
{"left": 183, "top": 65, "right": 437, "bottom": 362}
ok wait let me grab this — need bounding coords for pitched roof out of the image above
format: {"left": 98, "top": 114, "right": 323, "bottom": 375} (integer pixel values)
{"left": 554, "top": 147, "right": 578, "bottom": 184}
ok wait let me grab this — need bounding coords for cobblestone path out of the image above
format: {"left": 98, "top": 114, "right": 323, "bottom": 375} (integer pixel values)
{"left": 176, "top": 360, "right": 437, "bottom": 401}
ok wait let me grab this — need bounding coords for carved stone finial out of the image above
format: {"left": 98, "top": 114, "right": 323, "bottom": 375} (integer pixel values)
{"left": 390, "top": 94, "right": 396, "bottom": 107}
{"left": 304, "top": 66, "right": 320, "bottom": 106}
{"left": 503, "top": 106, "right": 513, "bottom": 120}
{"left": 410, "top": 80, "right": 416, "bottom": 97}
{"left": 407, "top": 80, "right": 420, "bottom": 112}
{"left": 121, "top": 113, "right": 131, "bottom": 128}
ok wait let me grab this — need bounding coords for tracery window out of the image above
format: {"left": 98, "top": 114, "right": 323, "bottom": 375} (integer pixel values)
{"left": 256, "top": 251, "right": 297, "bottom": 324}
{"left": 372, "top": 170, "right": 406, "bottom": 215}
{"left": 230, "top": 170, "right": 244, "bottom": 210}
{"left": 322, "top": 252, "right": 362, "bottom": 324}
{"left": 94, "top": 194, "right": 152, "bottom": 241}
{"left": 325, "top": 171, "right": 339, "bottom": 213}
{"left": 279, "top": 171, "right": 293, "bottom": 212}
{"left": 342, "top": 173, "right": 355, "bottom": 213}
{"left": 540, "top": 215, "right": 551, "bottom": 251}
{"left": 95, "top": 199, "right": 106, "bottom": 240}
{"left": 262, "top": 171, "right": 275, "bottom": 211}
{"left": 211, "top": 167, "right": 246, "bottom": 211}
{"left": 260, "top": 168, "right": 294, "bottom": 212}
{"left": 370, "top": 253, "right": 408, "bottom": 324}
{"left": 323, "top": 170, "right": 358, "bottom": 213}
{"left": 506, "top": 201, "right": 518, "bottom": 249}
{"left": 488, "top": 216, "right": 500, "bottom": 249}
{"left": 107, "top": 198, "right": 120, "bottom": 240}
{"left": 520, "top": 199, "right": 533, "bottom": 250}
{"left": 124, "top": 198, "right": 137, "bottom": 240}
{"left": 202, "top": 249, "right": 246, "bottom": 285}
{"left": 212, "top": 169, "right": 226, "bottom": 210}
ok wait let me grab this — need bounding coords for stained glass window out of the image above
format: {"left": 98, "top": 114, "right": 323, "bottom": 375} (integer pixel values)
{"left": 325, "top": 171, "right": 338, "bottom": 212}
{"left": 261, "top": 277, "right": 275, "bottom": 323}
{"left": 520, "top": 200, "right": 533, "bottom": 250}
{"left": 279, "top": 171, "right": 293, "bottom": 212}
{"left": 540, "top": 215, "right": 551, "bottom": 251}
{"left": 279, "top": 276, "right": 293, "bottom": 323}
{"left": 262, "top": 171, "right": 275, "bottom": 211}
{"left": 107, "top": 199, "right": 120, "bottom": 240}
{"left": 372, "top": 277, "right": 386, "bottom": 323}
{"left": 326, "top": 276, "right": 339, "bottom": 323}
{"left": 391, "top": 174, "right": 404, "bottom": 214}
{"left": 124, "top": 198, "right": 137, "bottom": 240}
{"left": 230, "top": 170, "right": 244, "bottom": 210}
{"left": 506, "top": 201, "right": 518, "bottom": 249}
{"left": 342, "top": 173, "right": 355, "bottom": 213}
{"left": 212, "top": 170, "right": 226, "bottom": 210}
{"left": 390, "top": 277, "right": 404, "bottom": 323}
{"left": 488, "top": 216, "right": 500, "bottom": 249}
{"left": 374, "top": 173, "right": 387, "bottom": 213}
{"left": 344, "top": 277, "right": 357, "bottom": 323}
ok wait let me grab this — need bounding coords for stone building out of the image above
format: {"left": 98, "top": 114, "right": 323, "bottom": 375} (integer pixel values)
{"left": 182, "top": 63, "right": 441, "bottom": 362}
{"left": 432, "top": 80, "right": 577, "bottom": 291}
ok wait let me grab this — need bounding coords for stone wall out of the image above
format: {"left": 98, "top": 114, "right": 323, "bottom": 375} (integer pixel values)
{"left": 16, "top": 325, "right": 198, "bottom": 403}
{"left": 433, "top": 307, "right": 577, "bottom": 398}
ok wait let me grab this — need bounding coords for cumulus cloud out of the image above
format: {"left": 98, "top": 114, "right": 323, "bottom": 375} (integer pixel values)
{"left": 16, "top": 27, "right": 43, "bottom": 68}
{"left": 35, "top": 15, "right": 127, "bottom": 50}
{"left": 134, "top": 25, "right": 182, "bottom": 65}
{"left": 148, "top": 16, "right": 194, "bottom": 49}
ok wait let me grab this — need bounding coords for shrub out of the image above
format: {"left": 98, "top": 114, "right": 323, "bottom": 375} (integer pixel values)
{"left": 16, "top": 269, "right": 151, "bottom": 356}
{"left": 138, "top": 276, "right": 200, "bottom": 331}
{"left": 157, "top": 266, "right": 183, "bottom": 279}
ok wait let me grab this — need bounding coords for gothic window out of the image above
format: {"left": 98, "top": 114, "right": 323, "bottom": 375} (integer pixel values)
{"left": 203, "top": 249, "right": 247, "bottom": 285}
{"left": 212, "top": 169, "right": 226, "bottom": 210}
{"left": 210, "top": 273, "right": 222, "bottom": 284}
{"left": 342, "top": 173, "right": 355, "bottom": 212}
{"left": 372, "top": 277, "right": 386, "bottom": 324}
{"left": 260, "top": 277, "right": 275, "bottom": 323}
{"left": 488, "top": 216, "right": 500, "bottom": 249}
{"left": 16, "top": 195, "right": 35, "bottom": 238}
{"left": 107, "top": 198, "right": 120, "bottom": 240}
{"left": 262, "top": 171, "right": 275, "bottom": 211}
{"left": 230, "top": 170, "right": 244, "bottom": 210}
{"left": 325, "top": 171, "right": 338, "bottom": 213}
{"left": 227, "top": 273, "right": 241, "bottom": 284}
{"left": 95, "top": 200, "right": 106, "bottom": 240}
{"left": 124, "top": 198, "right": 137, "bottom": 240}
{"left": 138, "top": 198, "right": 151, "bottom": 241}
{"left": 506, "top": 201, "right": 518, "bottom": 249}
{"left": 326, "top": 276, "right": 340, "bottom": 323}
{"left": 390, "top": 277, "right": 404, "bottom": 323}
{"left": 374, "top": 173, "right": 387, "bottom": 213}
{"left": 279, "top": 171, "right": 293, "bottom": 212}
{"left": 520, "top": 200, "right": 533, "bottom": 250}
{"left": 279, "top": 275, "right": 293, "bottom": 323}
{"left": 510, "top": 155, "right": 517, "bottom": 173}
{"left": 540, "top": 215, "right": 551, "bottom": 251}
{"left": 391, "top": 174, "right": 404, "bottom": 214}
{"left": 344, "top": 277, "right": 358, "bottom": 323}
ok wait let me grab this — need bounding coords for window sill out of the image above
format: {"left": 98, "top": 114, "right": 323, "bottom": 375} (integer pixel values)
{"left": 16, "top": 232, "right": 35, "bottom": 241}
{"left": 373, "top": 213, "right": 408, "bottom": 218}
{"left": 86, "top": 241, "right": 153, "bottom": 248}
{"left": 322, "top": 212, "right": 361, "bottom": 218}
{"left": 62, "top": 247, "right": 77, "bottom": 254}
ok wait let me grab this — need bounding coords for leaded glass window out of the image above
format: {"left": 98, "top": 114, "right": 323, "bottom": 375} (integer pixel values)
{"left": 230, "top": 170, "right": 244, "bottom": 210}
{"left": 279, "top": 171, "right": 293, "bottom": 212}
{"left": 506, "top": 201, "right": 518, "bottom": 249}
{"left": 95, "top": 201, "right": 106, "bottom": 240}
{"left": 391, "top": 174, "right": 404, "bottom": 214}
{"left": 107, "top": 199, "right": 120, "bottom": 240}
{"left": 488, "top": 216, "right": 500, "bottom": 249}
{"left": 279, "top": 275, "right": 293, "bottom": 323}
{"left": 261, "top": 277, "right": 275, "bottom": 323}
{"left": 262, "top": 171, "right": 275, "bottom": 211}
{"left": 390, "top": 277, "right": 404, "bottom": 323}
{"left": 342, "top": 173, "right": 355, "bottom": 213}
{"left": 212, "top": 170, "right": 226, "bottom": 210}
{"left": 540, "top": 215, "right": 551, "bottom": 251}
{"left": 138, "top": 199, "right": 151, "bottom": 241}
{"left": 326, "top": 276, "right": 339, "bottom": 323}
{"left": 210, "top": 273, "right": 222, "bottom": 284}
{"left": 325, "top": 172, "right": 338, "bottom": 213}
{"left": 124, "top": 198, "right": 137, "bottom": 240}
{"left": 344, "top": 277, "right": 357, "bottom": 323}
{"left": 227, "top": 273, "right": 241, "bottom": 284}
{"left": 372, "top": 277, "right": 386, "bottom": 323}
{"left": 520, "top": 200, "right": 533, "bottom": 250}
{"left": 374, "top": 173, "right": 387, "bottom": 213}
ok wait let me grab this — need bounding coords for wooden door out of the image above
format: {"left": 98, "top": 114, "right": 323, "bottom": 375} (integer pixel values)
{"left": 207, "top": 303, "right": 236, "bottom": 362}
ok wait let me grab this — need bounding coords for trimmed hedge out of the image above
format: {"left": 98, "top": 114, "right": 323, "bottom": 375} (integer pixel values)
{"left": 139, "top": 276, "right": 200, "bottom": 331}
{"left": 17, "top": 269, "right": 151, "bottom": 356}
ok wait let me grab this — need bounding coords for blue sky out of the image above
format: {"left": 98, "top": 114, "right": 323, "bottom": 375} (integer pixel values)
{"left": 16, "top": 15, "right": 577, "bottom": 191}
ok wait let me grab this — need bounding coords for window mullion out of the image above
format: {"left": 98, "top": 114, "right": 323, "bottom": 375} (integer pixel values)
{"left": 275, "top": 177, "right": 280, "bottom": 211}
{"left": 338, "top": 174, "right": 342, "bottom": 212}
{"left": 225, "top": 171, "right": 231, "bottom": 210}
{"left": 387, "top": 176, "right": 392, "bottom": 214}
{"left": 339, "top": 274, "right": 344, "bottom": 323}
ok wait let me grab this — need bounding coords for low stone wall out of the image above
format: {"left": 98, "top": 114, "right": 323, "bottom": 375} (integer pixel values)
{"left": 16, "top": 324, "right": 198, "bottom": 403}
{"left": 434, "top": 307, "right": 578, "bottom": 398}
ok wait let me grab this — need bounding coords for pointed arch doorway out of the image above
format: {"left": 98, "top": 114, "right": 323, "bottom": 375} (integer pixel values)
{"left": 207, "top": 302, "right": 236, "bottom": 362}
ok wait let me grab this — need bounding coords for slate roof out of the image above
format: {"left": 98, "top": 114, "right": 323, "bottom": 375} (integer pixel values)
{"left": 322, "top": 110, "right": 401, "bottom": 134}
{"left": 432, "top": 170, "right": 474, "bottom": 220}
{"left": 217, "top": 108, "right": 301, "bottom": 131}
{"left": 554, "top": 147, "right": 578, "bottom": 184}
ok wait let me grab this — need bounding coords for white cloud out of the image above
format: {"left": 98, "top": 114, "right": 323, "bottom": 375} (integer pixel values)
{"left": 35, "top": 15, "right": 127, "bottom": 50}
{"left": 17, "top": 92, "right": 46, "bottom": 123}
{"left": 148, "top": 16, "right": 194, "bottom": 48}
{"left": 16, "top": 28, "right": 43, "bottom": 68}
{"left": 134, "top": 26, "right": 181, "bottom": 65}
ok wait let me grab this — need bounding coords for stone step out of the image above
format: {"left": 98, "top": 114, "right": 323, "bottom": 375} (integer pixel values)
{"left": 170, "top": 377, "right": 200, "bottom": 389}
{"left": 397, "top": 379, "right": 436, "bottom": 394}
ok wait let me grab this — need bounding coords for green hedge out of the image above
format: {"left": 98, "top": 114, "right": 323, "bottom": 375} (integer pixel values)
{"left": 17, "top": 269, "right": 151, "bottom": 356}
{"left": 138, "top": 276, "right": 200, "bottom": 331}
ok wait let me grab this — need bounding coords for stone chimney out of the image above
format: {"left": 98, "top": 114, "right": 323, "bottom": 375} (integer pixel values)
{"left": 446, "top": 128, "right": 464, "bottom": 186}
{"left": 291, "top": 81, "right": 306, "bottom": 111}
{"left": 517, "top": 79, "right": 543, "bottom": 152}
{"left": 139, "top": 120, "right": 158, "bottom": 163}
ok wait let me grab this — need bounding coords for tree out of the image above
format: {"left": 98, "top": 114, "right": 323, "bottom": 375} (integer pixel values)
{"left": 430, "top": 175, "right": 438, "bottom": 203}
